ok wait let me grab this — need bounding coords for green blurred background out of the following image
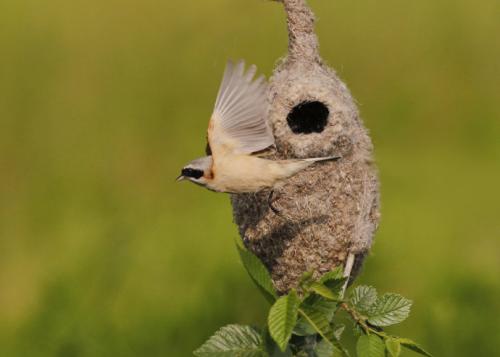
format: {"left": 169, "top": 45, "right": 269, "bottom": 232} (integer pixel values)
{"left": 0, "top": 0, "right": 499, "bottom": 355}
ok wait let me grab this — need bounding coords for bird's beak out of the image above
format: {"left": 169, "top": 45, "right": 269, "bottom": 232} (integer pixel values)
{"left": 176, "top": 175, "right": 185, "bottom": 182}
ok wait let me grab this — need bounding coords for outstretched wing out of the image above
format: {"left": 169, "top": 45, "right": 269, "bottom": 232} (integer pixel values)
{"left": 207, "top": 60, "right": 274, "bottom": 156}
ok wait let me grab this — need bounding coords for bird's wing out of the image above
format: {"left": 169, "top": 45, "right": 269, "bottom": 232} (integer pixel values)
{"left": 207, "top": 60, "right": 274, "bottom": 156}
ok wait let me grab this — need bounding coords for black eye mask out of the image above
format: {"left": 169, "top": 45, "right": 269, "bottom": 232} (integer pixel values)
{"left": 181, "top": 168, "right": 204, "bottom": 179}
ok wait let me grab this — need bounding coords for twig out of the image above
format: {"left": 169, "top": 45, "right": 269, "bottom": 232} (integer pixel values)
{"left": 339, "top": 252, "right": 355, "bottom": 299}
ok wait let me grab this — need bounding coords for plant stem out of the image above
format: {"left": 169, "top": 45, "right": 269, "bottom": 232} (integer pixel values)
{"left": 338, "top": 303, "right": 386, "bottom": 338}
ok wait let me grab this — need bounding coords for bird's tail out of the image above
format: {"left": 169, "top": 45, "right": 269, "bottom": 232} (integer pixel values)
{"left": 302, "top": 155, "right": 341, "bottom": 163}
{"left": 275, "top": 155, "right": 341, "bottom": 181}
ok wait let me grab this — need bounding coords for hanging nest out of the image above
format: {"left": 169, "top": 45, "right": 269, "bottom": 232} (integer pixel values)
{"left": 231, "top": 0, "right": 380, "bottom": 294}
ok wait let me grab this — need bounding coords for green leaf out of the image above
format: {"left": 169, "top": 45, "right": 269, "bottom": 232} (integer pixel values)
{"left": 314, "top": 339, "right": 345, "bottom": 357}
{"left": 270, "top": 348, "right": 293, "bottom": 357}
{"left": 300, "top": 267, "right": 345, "bottom": 301}
{"left": 323, "top": 278, "right": 347, "bottom": 297}
{"left": 367, "top": 293, "right": 412, "bottom": 327}
{"left": 398, "top": 338, "right": 433, "bottom": 357}
{"left": 350, "top": 286, "right": 377, "bottom": 312}
{"left": 314, "top": 339, "right": 333, "bottom": 357}
{"left": 352, "top": 324, "right": 364, "bottom": 337}
{"left": 194, "top": 324, "right": 267, "bottom": 357}
{"left": 309, "top": 296, "right": 338, "bottom": 319}
{"left": 356, "top": 334, "right": 385, "bottom": 357}
{"left": 310, "top": 283, "right": 338, "bottom": 301}
{"left": 318, "top": 268, "right": 347, "bottom": 298}
{"left": 298, "top": 305, "right": 348, "bottom": 357}
{"left": 236, "top": 241, "right": 277, "bottom": 300}
{"left": 302, "top": 294, "right": 338, "bottom": 323}
{"left": 268, "top": 290, "right": 300, "bottom": 351}
{"left": 333, "top": 324, "right": 345, "bottom": 340}
{"left": 293, "top": 301, "right": 340, "bottom": 337}
{"left": 298, "top": 305, "right": 334, "bottom": 342}
{"left": 319, "top": 266, "right": 344, "bottom": 283}
{"left": 293, "top": 316, "right": 316, "bottom": 336}
{"left": 262, "top": 327, "right": 293, "bottom": 357}
{"left": 298, "top": 271, "right": 315, "bottom": 290}
{"left": 385, "top": 337, "right": 401, "bottom": 357}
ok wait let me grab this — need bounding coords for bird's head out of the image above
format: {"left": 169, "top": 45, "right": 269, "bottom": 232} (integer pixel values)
{"left": 176, "top": 156, "right": 213, "bottom": 187}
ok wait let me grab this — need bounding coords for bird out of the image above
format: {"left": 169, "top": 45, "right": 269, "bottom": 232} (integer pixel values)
{"left": 176, "top": 59, "right": 340, "bottom": 199}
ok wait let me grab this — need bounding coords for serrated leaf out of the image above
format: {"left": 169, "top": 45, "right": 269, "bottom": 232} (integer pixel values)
{"left": 398, "top": 338, "right": 433, "bottom": 357}
{"left": 385, "top": 337, "right": 401, "bottom": 357}
{"left": 319, "top": 266, "right": 344, "bottom": 283}
{"left": 310, "top": 283, "right": 338, "bottom": 300}
{"left": 236, "top": 241, "right": 277, "bottom": 300}
{"left": 268, "top": 290, "right": 300, "bottom": 351}
{"left": 194, "top": 324, "right": 266, "bottom": 357}
{"left": 323, "top": 278, "right": 347, "bottom": 297}
{"left": 367, "top": 293, "right": 412, "bottom": 327}
{"left": 350, "top": 286, "right": 377, "bottom": 312}
{"left": 298, "top": 305, "right": 348, "bottom": 357}
{"left": 356, "top": 335, "right": 385, "bottom": 357}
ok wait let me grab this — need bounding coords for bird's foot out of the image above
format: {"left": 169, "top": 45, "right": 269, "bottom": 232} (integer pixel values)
{"left": 267, "top": 190, "right": 282, "bottom": 216}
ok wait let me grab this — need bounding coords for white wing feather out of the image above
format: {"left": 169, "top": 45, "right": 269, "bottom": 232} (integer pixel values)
{"left": 209, "top": 60, "right": 274, "bottom": 155}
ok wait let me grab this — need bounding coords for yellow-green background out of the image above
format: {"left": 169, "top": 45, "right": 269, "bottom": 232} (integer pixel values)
{"left": 1, "top": 0, "right": 498, "bottom": 355}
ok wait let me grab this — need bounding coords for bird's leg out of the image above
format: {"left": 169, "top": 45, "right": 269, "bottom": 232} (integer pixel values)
{"left": 340, "top": 252, "right": 355, "bottom": 299}
{"left": 267, "top": 189, "right": 281, "bottom": 215}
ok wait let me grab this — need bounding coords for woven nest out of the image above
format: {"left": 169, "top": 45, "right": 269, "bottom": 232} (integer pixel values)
{"left": 231, "top": 0, "right": 380, "bottom": 294}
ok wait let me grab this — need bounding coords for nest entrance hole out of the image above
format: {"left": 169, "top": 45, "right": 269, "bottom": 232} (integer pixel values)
{"left": 287, "top": 101, "right": 329, "bottom": 134}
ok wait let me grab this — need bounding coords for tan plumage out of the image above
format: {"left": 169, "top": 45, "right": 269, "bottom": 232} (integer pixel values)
{"left": 177, "top": 60, "right": 339, "bottom": 193}
{"left": 209, "top": 152, "right": 319, "bottom": 193}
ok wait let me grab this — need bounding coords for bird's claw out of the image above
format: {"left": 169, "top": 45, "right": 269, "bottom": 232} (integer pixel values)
{"left": 268, "top": 190, "right": 282, "bottom": 216}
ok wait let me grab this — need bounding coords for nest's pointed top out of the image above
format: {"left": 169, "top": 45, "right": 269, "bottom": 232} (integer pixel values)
{"left": 280, "top": 0, "right": 320, "bottom": 63}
